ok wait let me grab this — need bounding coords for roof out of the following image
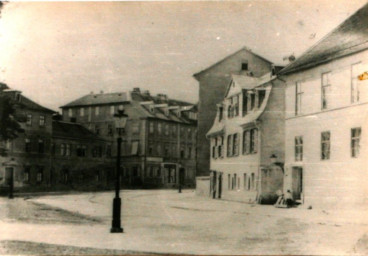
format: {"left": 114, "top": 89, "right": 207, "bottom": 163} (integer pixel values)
{"left": 1, "top": 90, "right": 55, "bottom": 114}
{"left": 193, "top": 46, "right": 273, "bottom": 79}
{"left": 61, "top": 92, "right": 130, "bottom": 108}
{"left": 206, "top": 86, "right": 272, "bottom": 137}
{"left": 280, "top": 3, "right": 368, "bottom": 75}
{"left": 52, "top": 121, "right": 106, "bottom": 141}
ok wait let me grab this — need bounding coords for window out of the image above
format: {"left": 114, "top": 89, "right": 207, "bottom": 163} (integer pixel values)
{"left": 242, "top": 130, "right": 250, "bottom": 154}
{"left": 295, "top": 82, "right": 303, "bottom": 115}
{"left": 24, "top": 166, "right": 31, "bottom": 183}
{"left": 251, "top": 173, "right": 255, "bottom": 190}
{"left": 351, "top": 62, "right": 362, "bottom": 103}
{"left": 218, "top": 136, "right": 224, "bottom": 158}
{"left": 241, "top": 62, "right": 248, "bottom": 71}
{"left": 351, "top": 127, "right": 361, "bottom": 158}
{"left": 228, "top": 174, "right": 231, "bottom": 189}
{"left": 188, "top": 146, "right": 192, "bottom": 159}
{"left": 212, "top": 138, "right": 217, "bottom": 159}
{"left": 165, "top": 124, "right": 169, "bottom": 136}
{"left": 295, "top": 136, "right": 303, "bottom": 161}
{"left": 250, "top": 92, "right": 256, "bottom": 110}
{"left": 38, "top": 139, "right": 44, "bottom": 154}
{"left": 250, "top": 128, "right": 258, "bottom": 153}
{"left": 77, "top": 145, "right": 87, "bottom": 157}
{"left": 148, "top": 144, "right": 153, "bottom": 155}
{"left": 233, "top": 95, "right": 239, "bottom": 116}
{"left": 66, "top": 144, "right": 71, "bottom": 156}
{"left": 243, "top": 173, "right": 247, "bottom": 189}
{"left": 80, "top": 108, "right": 84, "bottom": 117}
{"left": 157, "top": 144, "right": 162, "bottom": 155}
{"left": 233, "top": 133, "right": 239, "bottom": 156}
{"left": 131, "top": 141, "right": 139, "bottom": 155}
{"left": 39, "top": 115, "right": 45, "bottom": 127}
{"left": 25, "top": 138, "right": 31, "bottom": 152}
{"left": 110, "top": 105, "right": 115, "bottom": 115}
{"left": 107, "top": 124, "right": 113, "bottom": 136}
{"left": 180, "top": 146, "right": 185, "bottom": 158}
{"left": 219, "top": 106, "right": 223, "bottom": 121}
{"left": 188, "top": 128, "right": 192, "bottom": 140}
{"left": 68, "top": 109, "right": 73, "bottom": 117}
{"left": 95, "top": 106, "right": 100, "bottom": 115}
{"left": 106, "top": 145, "right": 112, "bottom": 157}
{"left": 149, "top": 122, "right": 154, "bottom": 134}
{"left": 171, "top": 125, "right": 177, "bottom": 138}
{"left": 321, "top": 131, "right": 331, "bottom": 160}
{"left": 242, "top": 90, "right": 248, "bottom": 116}
{"left": 258, "top": 90, "right": 266, "bottom": 108}
{"left": 164, "top": 144, "right": 170, "bottom": 157}
{"left": 227, "top": 105, "right": 232, "bottom": 119}
{"left": 37, "top": 167, "right": 43, "bottom": 183}
{"left": 132, "top": 121, "right": 139, "bottom": 134}
{"left": 60, "top": 144, "right": 66, "bottom": 156}
{"left": 26, "top": 114, "right": 32, "bottom": 126}
{"left": 227, "top": 135, "right": 233, "bottom": 157}
{"left": 158, "top": 123, "right": 162, "bottom": 135}
{"left": 95, "top": 125, "right": 100, "bottom": 135}
{"left": 321, "top": 72, "right": 331, "bottom": 110}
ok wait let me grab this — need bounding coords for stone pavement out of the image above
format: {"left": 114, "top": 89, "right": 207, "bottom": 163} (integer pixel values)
{"left": 0, "top": 190, "right": 367, "bottom": 255}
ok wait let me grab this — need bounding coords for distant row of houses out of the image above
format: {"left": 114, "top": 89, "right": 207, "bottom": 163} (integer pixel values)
{"left": 0, "top": 86, "right": 197, "bottom": 192}
{"left": 195, "top": 3, "right": 368, "bottom": 208}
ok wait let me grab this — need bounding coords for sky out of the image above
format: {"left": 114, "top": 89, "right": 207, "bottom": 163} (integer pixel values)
{"left": 0, "top": 0, "right": 367, "bottom": 111}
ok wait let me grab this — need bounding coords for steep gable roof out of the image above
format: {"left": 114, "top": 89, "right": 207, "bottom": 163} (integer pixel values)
{"left": 224, "top": 74, "right": 260, "bottom": 98}
{"left": 280, "top": 3, "right": 368, "bottom": 75}
{"left": 193, "top": 46, "right": 273, "bottom": 80}
{"left": 61, "top": 92, "right": 130, "bottom": 108}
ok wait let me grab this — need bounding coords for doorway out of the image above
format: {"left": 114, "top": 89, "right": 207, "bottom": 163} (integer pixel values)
{"left": 292, "top": 167, "right": 303, "bottom": 200}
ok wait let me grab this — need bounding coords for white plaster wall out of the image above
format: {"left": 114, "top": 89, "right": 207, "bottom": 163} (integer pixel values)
{"left": 284, "top": 49, "right": 368, "bottom": 208}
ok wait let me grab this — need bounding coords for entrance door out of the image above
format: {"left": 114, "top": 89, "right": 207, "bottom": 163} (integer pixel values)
{"left": 292, "top": 167, "right": 303, "bottom": 200}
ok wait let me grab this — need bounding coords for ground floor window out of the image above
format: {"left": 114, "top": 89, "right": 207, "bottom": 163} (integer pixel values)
{"left": 37, "top": 167, "right": 44, "bottom": 183}
{"left": 24, "top": 166, "right": 31, "bottom": 183}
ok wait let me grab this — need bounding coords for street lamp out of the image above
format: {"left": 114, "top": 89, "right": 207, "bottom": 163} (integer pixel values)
{"left": 111, "top": 106, "right": 128, "bottom": 233}
{"left": 2, "top": 158, "right": 18, "bottom": 199}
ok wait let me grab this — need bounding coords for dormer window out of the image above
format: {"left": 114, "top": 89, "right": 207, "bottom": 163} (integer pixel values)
{"left": 149, "top": 106, "right": 154, "bottom": 113}
{"left": 219, "top": 106, "right": 223, "bottom": 122}
{"left": 241, "top": 62, "right": 248, "bottom": 71}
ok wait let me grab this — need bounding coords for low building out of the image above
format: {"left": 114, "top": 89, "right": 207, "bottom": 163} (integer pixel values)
{"left": 50, "top": 119, "right": 114, "bottom": 190}
{"left": 60, "top": 88, "right": 197, "bottom": 188}
{"left": 206, "top": 72, "right": 285, "bottom": 203}
{"left": 279, "top": 3, "right": 368, "bottom": 208}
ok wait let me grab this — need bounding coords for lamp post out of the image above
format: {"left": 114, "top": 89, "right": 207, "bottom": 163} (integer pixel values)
{"left": 111, "top": 106, "right": 128, "bottom": 233}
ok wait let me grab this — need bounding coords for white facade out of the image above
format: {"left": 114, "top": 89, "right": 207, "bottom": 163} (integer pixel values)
{"left": 207, "top": 74, "right": 285, "bottom": 203}
{"left": 283, "top": 49, "right": 368, "bottom": 208}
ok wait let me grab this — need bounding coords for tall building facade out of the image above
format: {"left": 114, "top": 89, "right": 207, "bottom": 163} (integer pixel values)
{"left": 279, "top": 3, "right": 368, "bottom": 208}
{"left": 61, "top": 88, "right": 197, "bottom": 188}
{"left": 193, "top": 47, "right": 275, "bottom": 178}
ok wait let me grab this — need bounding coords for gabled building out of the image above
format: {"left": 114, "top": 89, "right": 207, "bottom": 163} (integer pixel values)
{"left": 279, "top": 2, "right": 368, "bottom": 208}
{"left": 193, "top": 47, "right": 277, "bottom": 181}
{"left": 206, "top": 72, "right": 285, "bottom": 203}
{"left": 60, "top": 88, "right": 197, "bottom": 188}
{"left": 0, "top": 89, "right": 55, "bottom": 190}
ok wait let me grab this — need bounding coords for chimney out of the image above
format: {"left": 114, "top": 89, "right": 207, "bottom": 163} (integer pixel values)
{"left": 157, "top": 93, "right": 168, "bottom": 101}
{"left": 142, "top": 90, "right": 150, "bottom": 96}
{"left": 90, "top": 91, "right": 94, "bottom": 95}
{"left": 133, "top": 87, "right": 140, "bottom": 93}
{"left": 100, "top": 90, "right": 104, "bottom": 94}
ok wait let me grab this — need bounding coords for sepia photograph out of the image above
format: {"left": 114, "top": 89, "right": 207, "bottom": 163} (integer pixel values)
{"left": 0, "top": 0, "right": 367, "bottom": 255}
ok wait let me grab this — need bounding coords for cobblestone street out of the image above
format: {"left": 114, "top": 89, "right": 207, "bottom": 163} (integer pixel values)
{"left": 0, "top": 190, "right": 367, "bottom": 255}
